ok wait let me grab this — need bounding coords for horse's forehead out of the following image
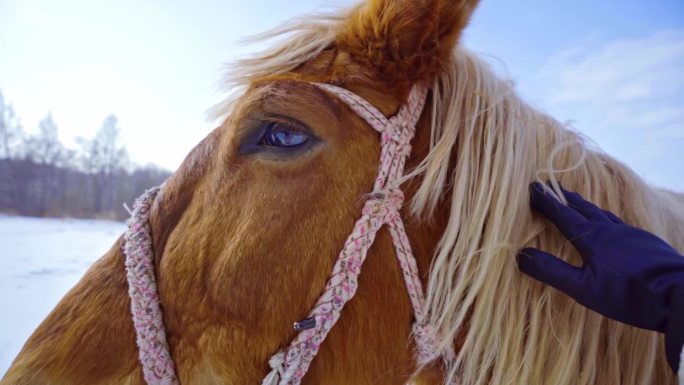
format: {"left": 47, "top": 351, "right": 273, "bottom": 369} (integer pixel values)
{"left": 249, "top": 82, "right": 338, "bottom": 110}
{"left": 250, "top": 81, "right": 404, "bottom": 122}
{"left": 226, "top": 82, "right": 340, "bottom": 130}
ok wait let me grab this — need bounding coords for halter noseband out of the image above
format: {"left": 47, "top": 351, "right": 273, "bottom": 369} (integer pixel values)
{"left": 123, "top": 81, "right": 444, "bottom": 385}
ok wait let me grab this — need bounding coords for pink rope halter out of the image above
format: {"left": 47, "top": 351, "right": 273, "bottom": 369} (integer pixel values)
{"left": 123, "top": 186, "right": 178, "bottom": 385}
{"left": 123, "top": 81, "right": 442, "bottom": 385}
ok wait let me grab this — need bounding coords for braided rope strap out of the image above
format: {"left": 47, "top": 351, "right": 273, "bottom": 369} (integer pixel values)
{"left": 123, "top": 187, "right": 179, "bottom": 385}
{"left": 263, "top": 82, "right": 439, "bottom": 385}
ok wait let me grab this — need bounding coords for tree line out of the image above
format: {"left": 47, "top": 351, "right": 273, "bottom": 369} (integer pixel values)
{"left": 0, "top": 89, "right": 171, "bottom": 220}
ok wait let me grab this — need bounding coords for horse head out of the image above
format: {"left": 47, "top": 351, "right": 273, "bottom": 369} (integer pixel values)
{"left": 3, "top": 1, "right": 682, "bottom": 384}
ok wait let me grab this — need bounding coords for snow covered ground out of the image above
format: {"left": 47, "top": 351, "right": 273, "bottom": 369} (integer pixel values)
{"left": 0, "top": 215, "right": 124, "bottom": 377}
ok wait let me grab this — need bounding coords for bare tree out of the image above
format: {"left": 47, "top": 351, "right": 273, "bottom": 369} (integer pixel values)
{"left": 94, "top": 114, "right": 129, "bottom": 173}
{"left": 27, "top": 113, "right": 66, "bottom": 166}
{"left": 0, "top": 90, "right": 25, "bottom": 159}
{"left": 77, "top": 114, "right": 131, "bottom": 214}
{"left": 77, "top": 115, "right": 129, "bottom": 173}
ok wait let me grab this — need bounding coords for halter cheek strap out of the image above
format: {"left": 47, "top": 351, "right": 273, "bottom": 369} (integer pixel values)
{"left": 122, "top": 81, "right": 443, "bottom": 385}
{"left": 262, "top": 82, "right": 440, "bottom": 385}
{"left": 123, "top": 186, "right": 178, "bottom": 385}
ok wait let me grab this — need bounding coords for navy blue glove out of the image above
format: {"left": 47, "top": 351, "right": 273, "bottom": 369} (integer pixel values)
{"left": 518, "top": 182, "right": 684, "bottom": 371}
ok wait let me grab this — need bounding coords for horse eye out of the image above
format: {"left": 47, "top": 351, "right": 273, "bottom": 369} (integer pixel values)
{"left": 258, "top": 121, "right": 310, "bottom": 148}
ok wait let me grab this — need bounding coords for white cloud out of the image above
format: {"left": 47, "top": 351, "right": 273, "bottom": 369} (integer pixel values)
{"left": 542, "top": 31, "right": 684, "bottom": 105}
{"left": 530, "top": 30, "right": 684, "bottom": 191}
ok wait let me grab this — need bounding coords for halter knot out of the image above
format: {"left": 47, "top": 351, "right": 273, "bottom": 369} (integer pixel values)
{"left": 362, "top": 189, "right": 404, "bottom": 222}
{"left": 382, "top": 124, "right": 412, "bottom": 156}
{"left": 262, "top": 351, "right": 286, "bottom": 385}
{"left": 412, "top": 321, "right": 441, "bottom": 365}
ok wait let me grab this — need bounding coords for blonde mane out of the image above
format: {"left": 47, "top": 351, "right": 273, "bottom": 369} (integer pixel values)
{"left": 415, "top": 49, "right": 684, "bottom": 385}
{"left": 224, "top": 11, "right": 684, "bottom": 385}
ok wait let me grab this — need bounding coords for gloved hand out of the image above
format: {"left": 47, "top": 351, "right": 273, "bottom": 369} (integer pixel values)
{"left": 518, "top": 182, "right": 684, "bottom": 371}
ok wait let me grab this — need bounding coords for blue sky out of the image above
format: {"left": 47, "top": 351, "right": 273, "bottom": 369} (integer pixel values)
{"left": 0, "top": 0, "right": 682, "bottom": 189}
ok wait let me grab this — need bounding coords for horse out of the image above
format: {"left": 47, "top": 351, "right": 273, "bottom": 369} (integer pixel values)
{"left": 2, "top": 0, "right": 683, "bottom": 384}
